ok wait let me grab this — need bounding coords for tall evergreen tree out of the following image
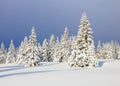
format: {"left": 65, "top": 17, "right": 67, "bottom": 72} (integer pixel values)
{"left": 0, "top": 43, "right": 6, "bottom": 64}
{"left": 96, "top": 40, "right": 102, "bottom": 59}
{"left": 68, "top": 13, "right": 98, "bottom": 67}
{"left": 60, "top": 27, "right": 70, "bottom": 62}
{"left": 111, "top": 40, "right": 119, "bottom": 59}
{"left": 16, "top": 41, "right": 24, "bottom": 64}
{"left": 48, "top": 34, "right": 55, "bottom": 61}
{"left": 41, "top": 39, "right": 49, "bottom": 61}
{"left": 16, "top": 36, "right": 29, "bottom": 64}
{"left": 53, "top": 27, "right": 70, "bottom": 62}
{"left": 6, "top": 40, "right": 16, "bottom": 63}
{"left": 16, "top": 36, "right": 28, "bottom": 64}
{"left": 53, "top": 37, "right": 61, "bottom": 62}
{"left": 117, "top": 47, "right": 120, "bottom": 59}
{"left": 101, "top": 42, "right": 113, "bottom": 59}
{"left": 23, "top": 27, "right": 40, "bottom": 67}
{"left": 38, "top": 43, "right": 42, "bottom": 61}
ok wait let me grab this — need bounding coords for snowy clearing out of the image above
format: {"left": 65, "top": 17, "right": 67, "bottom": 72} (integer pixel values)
{"left": 0, "top": 60, "right": 120, "bottom": 86}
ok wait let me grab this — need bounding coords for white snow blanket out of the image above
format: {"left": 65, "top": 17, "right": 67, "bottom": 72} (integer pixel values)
{"left": 0, "top": 60, "right": 120, "bottom": 86}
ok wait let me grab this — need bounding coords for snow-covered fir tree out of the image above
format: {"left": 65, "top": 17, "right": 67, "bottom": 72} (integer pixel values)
{"left": 23, "top": 36, "right": 29, "bottom": 46}
{"left": 70, "top": 35, "right": 77, "bottom": 53}
{"left": 96, "top": 40, "right": 102, "bottom": 59}
{"left": 68, "top": 13, "right": 98, "bottom": 67}
{"left": 111, "top": 40, "right": 119, "bottom": 59}
{"left": 60, "top": 27, "right": 70, "bottom": 62}
{"left": 23, "top": 27, "right": 40, "bottom": 67}
{"left": 16, "top": 41, "right": 24, "bottom": 64}
{"left": 52, "top": 37, "right": 61, "bottom": 62}
{"left": 53, "top": 27, "right": 70, "bottom": 62}
{"left": 117, "top": 47, "right": 120, "bottom": 59}
{"left": 16, "top": 36, "right": 28, "bottom": 64}
{"left": 102, "top": 43, "right": 113, "bottom": 59}
{"left": 41, "top": 39, "right": 49, "bottom": 62}
{"left": 0, "top": 43, "right": 6, "bottom": 64}
{"left": 38, "top": 43, "right": 42, "bottom": 61}
{"left": 115, "top": 41, "right": 120, "bottom": 59}
{"left": 48, "top": 34, "right": 55, "bottom": 61}
{"left": 6, "top": 40, "right": 16, "bottom": 63}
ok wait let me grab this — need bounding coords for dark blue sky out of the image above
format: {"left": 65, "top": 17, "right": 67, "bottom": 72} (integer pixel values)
{"left": 0, "top": 0, "right": 120, "bottom": 48}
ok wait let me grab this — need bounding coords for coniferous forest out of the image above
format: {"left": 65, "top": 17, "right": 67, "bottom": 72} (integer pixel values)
{"left": 0, "top": 13, "right": 120, "bottom": 67}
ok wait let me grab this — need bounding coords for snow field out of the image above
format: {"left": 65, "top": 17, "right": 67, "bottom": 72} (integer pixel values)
{"left": 0, "top": 60, "right": 120, "bottom": 86}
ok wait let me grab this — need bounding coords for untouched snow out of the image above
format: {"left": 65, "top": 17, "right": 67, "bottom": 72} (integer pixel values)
{"left": 0, "top": 60, "right": 120, "bottom": 86}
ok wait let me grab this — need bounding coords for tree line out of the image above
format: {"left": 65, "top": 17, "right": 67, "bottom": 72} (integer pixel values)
{"left": 0, "top": 13, "right": 120, "bottom": 67}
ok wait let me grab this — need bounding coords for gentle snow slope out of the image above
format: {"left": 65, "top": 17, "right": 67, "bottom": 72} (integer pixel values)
{"left": 0, "top": 60, "right": 120, "bottom": 86}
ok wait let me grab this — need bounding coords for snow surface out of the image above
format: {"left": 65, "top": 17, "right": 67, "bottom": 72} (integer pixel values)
{"left": 0, "top": 60, "right": 120, "bottom": 86}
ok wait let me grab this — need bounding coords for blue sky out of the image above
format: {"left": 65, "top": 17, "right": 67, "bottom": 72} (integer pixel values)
{"left": 0, "top": 0, "right": 120, "bottom": 48}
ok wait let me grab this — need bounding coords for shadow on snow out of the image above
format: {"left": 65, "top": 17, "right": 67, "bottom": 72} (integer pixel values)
{"left": 0, "top": 65, "right": 24, "bottom": 72}
{"left": 0, "top": 63, "right": 59, "bottom": 78}
{"left": 0, "top": 65, "right": 23, "bottom": 69}
{"left": 98, "top": 61, "right": 104, "bottom": 67}
{"left": 41, "top": 62, "right": 60, "bottom": 67}
{"left": 0, "top": 70, "right": 58, "bottom": 78}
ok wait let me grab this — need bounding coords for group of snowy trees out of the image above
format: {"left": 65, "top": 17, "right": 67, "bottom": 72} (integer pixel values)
{"left": 0, "top": 13, "right": 120, "bottom": 68}
{"left": 96, "top": 40, "right": 120, "bottom": 60}
{"left": 0, "top": 28, "right": 40, "bottom": 67}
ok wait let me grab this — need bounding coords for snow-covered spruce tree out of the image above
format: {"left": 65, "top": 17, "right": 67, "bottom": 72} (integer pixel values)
{"left": 116, "top": 44, "right": 120, "bottom": 59}
{"left": 60, "top": 27, "right": 70, "bottom": 62}
{"left": 111, "top": 40, "right": 120, "bottom": 59}
{"left": 70, "top": 35, "right": 77, "bottom": 53}
{"left": 68, "top": 13, "right": 98, "bottom": 67}
{"left": 0, "top": 43, "right": 6, "bottom": 64}
{"left": 52, "top": 37, "right": 61, "bottom": 62}
{"left": 38, "top": 43, "right": 42, "bottom": 61}
{"left": 96, "top": 40, "right": 102, "bottom": 59}
{"left": 6, "top": 40, "right": 16, "bottom": 63}
{"left": 53, "top": 27, "right": 70, "bottom": 62}
{"left": 23, "top": 36, "right": 29, "bottom": 47}
{"left": 41, "top": 39, "right": 49, "bottom": 62}
{"left": 115, "top": 41, "right": 120, "bottom": 59}
{"left": 117, "top": 47, "right": 120, "bottom": 60}
{"left": 16, "top": 41, "right": 24, "bottom": 64}
{"left": 16, "top": 36, "right": 28, "bottom": 64}
{"left": 48, "top": 34, "right": 55, "bottom": 61}
{"left": 101, "top": 42, "right": 113, "bottom": 59}
{"left": 23, "top": 27, "right": 40, "bottom": 67}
